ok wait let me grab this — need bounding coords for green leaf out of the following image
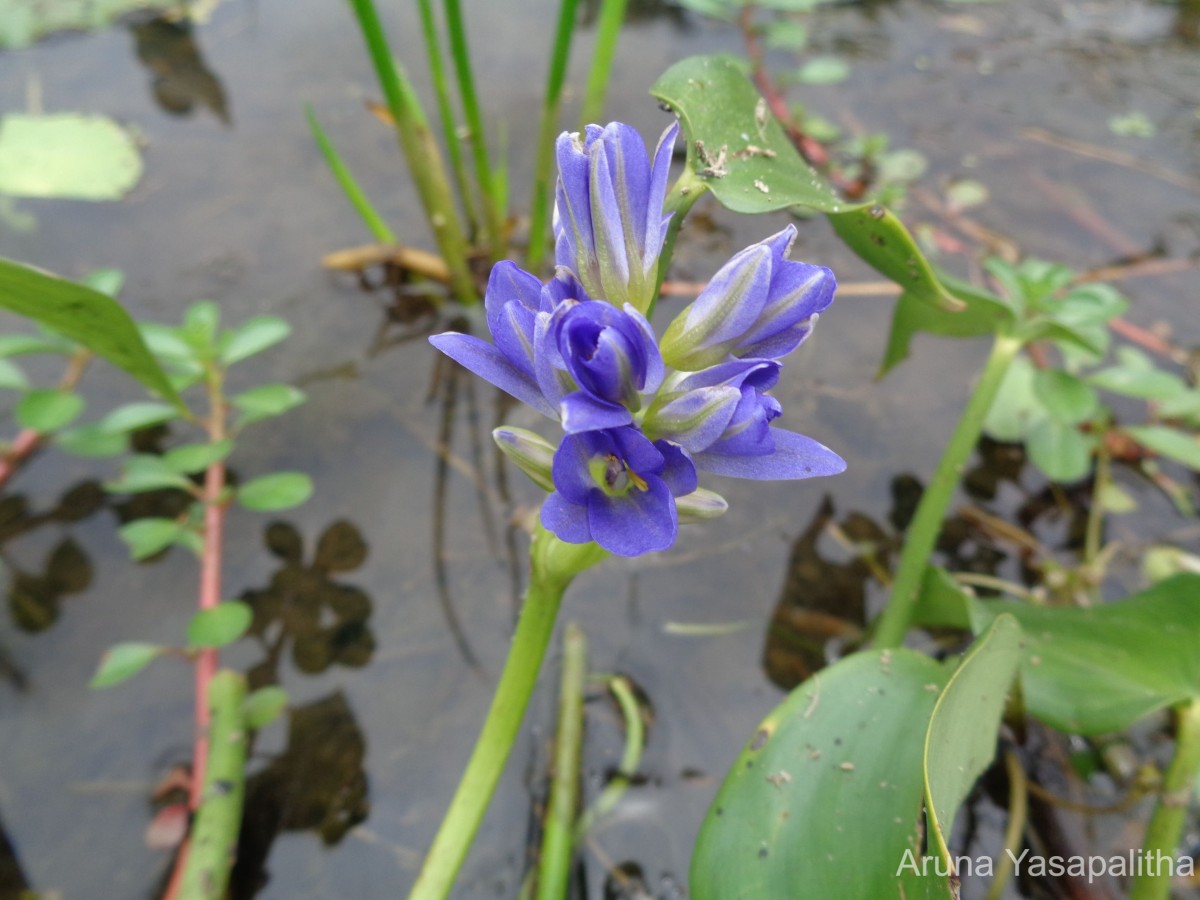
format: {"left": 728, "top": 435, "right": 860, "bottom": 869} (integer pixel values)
{"left": 220, "top": 316, "right": 290, "bottom": 366}
{"left": 969, "top": 575, "right": 1200, "bottom": 734}
{"left": 0, "top": 357, "right": 28, "bottom": 389}
{"left": 181, "top": 301, "right": 220, "bottom": 357}
{"left": 923, "top": 616, "right": 1021, "bottom": 869}
{"left": 90, "top": 641, "right": 164, "bottom": 688}
{"left": 691, "top": 650, "right": 954, "bottom": 899}
{"left": 794, "top": 56, "right": 849, "bottom": 85}
{"left": 0, "top": 0, "right": 179, "bottom": 49}
{"left": 230, "top": 383, "right": 306, "bottom": 427}
{"left": 983, "top": 356, "right": 1047, "bottom": 442}
{"left": 1089, "top": 363, "right": 1188, "bottom": 401}
{"left": 163, "top": 440, "right": 233, "bottom": 474}
{"left": 187, "top": 602, "right": 253, "bottom": 649}
{"left": 911, "top": 565, "right": 972, "bottom": 630}
{"left": 0, "top": 113, "right": 142, "bottom": 200}
{"left": 138, "top": 322, "right": 196, "bottom": 362}
{"left": 1032, "top": 369, "right": 1098, "bottom": 424}
{"left": 1143, "top": 546, "right": 1200, "bottom": 584}
{"left": 106, "top": 455, "right": 192, "bottom": 493}
{"left": 881, "top": 277, "right": 1011, "bottom": 375}
{"left": 242, "top": 686, "right": 289, "bottom": 729}
{"left": 84, "top": 267, "right": 124, "bottom": 298}
{"left": 0, "top": 259, "right": 185, "bottom": 409}
{"left": 0, "top": 333, "right": 73, "bottom": 356}
{"left": 1026, "top": 418, "right": 1093, "bottom": 482}
{"left": 763, "top": 20, "right": 808, "bottom": 49}
{"left": 55, "top": 423, "right": 127, "bottom": 457}
{"left": 16, "top": 389, "right": 84, "bottom": 432}
{"left": 98, "top": 401, "right": 181, "bottom": 434}
{"left": 650, "top": 55, "right": 960, "bottom": 313}
{"left": 236, "top": 472, "right": 313, "bottom": 511}
{"left": 118, "top": 517, "right": 186, "bottom": 560}
{"left": 1125, "top": 425, "right": 1200, "bottom": 470}
{"left": 1108, "top": 111, "right": 1155, "bottom": 138}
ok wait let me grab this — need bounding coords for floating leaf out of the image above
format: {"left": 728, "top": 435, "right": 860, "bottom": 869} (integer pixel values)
{"left": 16, "top": 389, "right": 84, "bottom": 432}
{"left": 970, "top": 575, "right": 1200, "bottom": 734}
{"left": 0, "top": 0, "right": 181, "bottom": 49}
{"left": 0, "top": 113, "right": 142, "bottom": 200}
{"left": 237, "top": 472, "right": 313, "bottom": 512}
{"left": 691, "top": 649, "right": 954, "bottom": 898}
{"left": 923, "top": 616, "right": 1021, "bottom": 869}
{"left": 163, "top": 440, "right": 233, "bottom": 475}
{"left": 0, "top": 259, "right": 185, "bottom": 408}
{"left": 242, "top": 686, "right": 289, "bottom": 729}
{"left": 90, "top": 641, "right": 163, "bottom": 688}
{"left": 220, "top": 316, "right": 290, "bottom": 366}
{"left": 187, "top": 602, "right": 253, "bottom": 649}
{"left": 650, "top": 54, "right": 960, "bottom": 312}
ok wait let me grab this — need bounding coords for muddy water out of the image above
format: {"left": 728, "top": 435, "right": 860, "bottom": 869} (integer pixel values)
{"left": 1, "top": 0, "right": 1198, "bottom": 897}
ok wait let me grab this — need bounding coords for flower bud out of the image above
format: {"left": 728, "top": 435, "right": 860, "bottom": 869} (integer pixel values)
{"left": 493, "top": 426, "right": 556, "bottom": 492}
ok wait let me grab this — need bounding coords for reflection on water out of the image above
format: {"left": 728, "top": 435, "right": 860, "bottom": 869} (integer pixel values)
{"left": 130, "top": 17, "right": 229, "bottom": 124}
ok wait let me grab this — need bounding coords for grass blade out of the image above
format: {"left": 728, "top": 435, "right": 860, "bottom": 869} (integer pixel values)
{"left": 526, "top": 0, "right": 580, "bottom": 272}
{"left": 305, "top": 104, "right": 396, "bottom": 244}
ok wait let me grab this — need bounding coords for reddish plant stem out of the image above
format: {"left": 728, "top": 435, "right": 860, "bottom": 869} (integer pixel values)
{"left": 164, "top": 367, "right": 228, "bottom": 900}
{"left": 0, "top": 351, "right": 91, "bottom": 491}
{"left": 738, "top": 8, "right": 831, "bottom": 167}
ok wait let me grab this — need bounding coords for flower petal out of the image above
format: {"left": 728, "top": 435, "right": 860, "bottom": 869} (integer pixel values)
{"left": 429, "top": 333, "right": 556, "bottom": 418}
{"left": 587, "top": 477, "right": 676, "bottom": 556}
{"left": 692, "top": 428, "right": 846, "bottom": 480}
{"left": 560, "top": 392, "right": 633, "bottom": 433}
{"left": 541, "top": 491, "right": 592, "bottom": 544}
{"left": 655, "top": 440, "right": 698, "bottom": 496}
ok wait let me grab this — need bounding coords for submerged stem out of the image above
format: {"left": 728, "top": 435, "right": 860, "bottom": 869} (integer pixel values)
{"left": 407, "top": 525, "right": 606, "bottom": 900}
{"left": 871, "top": 333, "right": 1022, "bottom": 649}
{"left": 1129, "top": 697, "right": 1200, "bottom": 900}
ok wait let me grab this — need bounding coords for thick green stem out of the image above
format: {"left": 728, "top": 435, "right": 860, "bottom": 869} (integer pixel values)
{"left": 1130, "top": 697, "right": 1200, "bottom": 900}
{"left": 408, "top": 526, "right": 606, "bottom": 900}
{"left": 871, "top": 333, "right": 1022, "bottom": 649}
{"left": 178, "top": 670, "right": 248, "bottom": 900}
{"left": 536, "top": 622, "right": 587, "bottom": 900}
{"left": 525, "top": 0, "right": 580, "bottom": 273}
{"left": 347, "top": 0, "right": 478, "bottom": 303}
{"left": 578, "top": 0, "right": 628, "bottom": 128}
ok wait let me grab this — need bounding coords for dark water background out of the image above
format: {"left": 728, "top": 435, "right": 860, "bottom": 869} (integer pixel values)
{"left": 1, "top": 0, "right": 1199, "bottom": 896}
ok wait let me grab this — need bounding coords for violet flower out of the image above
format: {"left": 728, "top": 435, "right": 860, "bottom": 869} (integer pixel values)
{"left": 540, "top": 426, "right": 696, "bottom": 557}
{"left": 554, "top": 121, "right": 678, "bottom": 315}
{"left": 659, "top": 225, "right": 835, "bottom": 371}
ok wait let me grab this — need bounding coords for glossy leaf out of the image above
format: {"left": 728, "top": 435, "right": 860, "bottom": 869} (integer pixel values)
{"left": 969, "top": 575, "right": 1200, "bottom": 734}
{"left": 1025, "top": 418, "right": 1093, "bottom": 483}
{"left": 236, "top": 472, "right": 313, "bottom": 512}
{"left": 16, "top": 389, "right": 84, "bottom": 432}
{"left": 1033, "top": 369, "right": 1098, "bottom": 424}
{"left": 1124, "top": 426, "right": 1200, "bottom": 471}
{"left": 118, "top": 517, "right": 187, "bottom": 560}
{"left": 163, "top": 439, "right": 233, "bottom": 475}
{"left": 90, "top": 642, "right": 163, "bottom": 688}
{"left": 923, "top": 615, "right": 1021, "bottom": 869}
{"left": 691, "top": 649, "right": 954, "bottom": 899}
{"left": 650, "top": 54, "right": 960, "bottom": 312}
{"left": 0, "top": 259, "right": 184, "bottom": 408}
{"left": 242, "top": 686, "right": 289, "bottom": 729}
{"left": 220, "top": 316, "right": 290, "bottom": 366}
{"left": 187, "top": 602, "right": 253, "bottom": 649}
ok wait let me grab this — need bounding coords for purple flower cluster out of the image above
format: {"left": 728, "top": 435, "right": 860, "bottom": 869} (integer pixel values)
{"left": 431, "top": 121, "right": 843, "bottom": 557}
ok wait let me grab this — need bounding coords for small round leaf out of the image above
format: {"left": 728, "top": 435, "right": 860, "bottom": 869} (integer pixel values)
{"left": 242, "top": 686, "right": 289, "bottom": 729}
